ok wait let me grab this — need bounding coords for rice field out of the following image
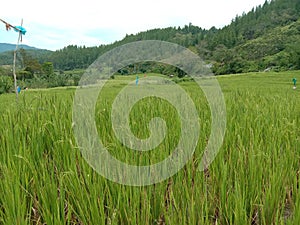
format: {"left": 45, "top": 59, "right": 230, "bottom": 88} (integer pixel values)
{"left": 0, "top": 71, "right": 299, "bottom": 224}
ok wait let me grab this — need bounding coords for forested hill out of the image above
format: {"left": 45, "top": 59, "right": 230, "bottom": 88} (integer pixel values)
{"left": 0, "top": 43, "right": 38, "bottom": 53}
{"left": 1, "top": 0, "right": 300, "bottom": 75}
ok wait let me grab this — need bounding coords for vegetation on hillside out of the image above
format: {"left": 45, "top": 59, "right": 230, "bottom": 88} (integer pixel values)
{"left": 0, "top": 0, "right": 299, "bottom": 92}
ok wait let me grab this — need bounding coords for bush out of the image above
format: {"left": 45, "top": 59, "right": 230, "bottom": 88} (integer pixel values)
{"left": 0, "top": 76, "right": 13, "bottom": 94}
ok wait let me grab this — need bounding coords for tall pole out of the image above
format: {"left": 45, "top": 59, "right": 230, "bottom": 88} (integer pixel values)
{"left": 1, "top": 18, "right": 26, "bottom": 100}
{"left": 12, "top": 19, "right": 23, "bottom": 101}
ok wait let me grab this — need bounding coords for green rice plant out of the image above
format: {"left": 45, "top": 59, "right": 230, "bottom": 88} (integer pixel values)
{"left": 0, "top": 71, "right": 299, "bottom": 224}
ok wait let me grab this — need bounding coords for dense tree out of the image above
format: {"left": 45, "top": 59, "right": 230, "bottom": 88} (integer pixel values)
{"left": 1, "top": 0, "right": 299, "bottom": 76}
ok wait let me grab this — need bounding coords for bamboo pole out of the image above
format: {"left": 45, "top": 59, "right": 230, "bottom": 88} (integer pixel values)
{"left": 1, "top": 18, "right": 24, "bottom": 101}
{"left": 0, "top": 18, "right": 21, "bottom": 32}
{"left": 13, "top": 35, "right": 21, "bottom": 100}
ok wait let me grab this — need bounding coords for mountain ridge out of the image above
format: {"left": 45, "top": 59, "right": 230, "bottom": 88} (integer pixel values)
{"left": 0, "top": 43, "right": 44, "bottom": 53}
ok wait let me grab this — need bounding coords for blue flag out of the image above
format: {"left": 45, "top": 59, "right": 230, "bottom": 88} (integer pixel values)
{"left": 14, "top": 26, "right": 26, "bottom": 35}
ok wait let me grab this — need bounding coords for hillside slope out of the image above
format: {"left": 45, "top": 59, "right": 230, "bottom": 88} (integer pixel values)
{"left": 0, "top": 43, "right": 39, "bottom": 53}
{"left": 0, "top": 0, "right": 299, "bottom": 75}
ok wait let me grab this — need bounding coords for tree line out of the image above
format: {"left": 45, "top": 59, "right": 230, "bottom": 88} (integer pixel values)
{"left": 0, "top": 0, "right": 300, "bottom": 92}
{"left": 45, "top": 0, "right": 300, "bottom": 75}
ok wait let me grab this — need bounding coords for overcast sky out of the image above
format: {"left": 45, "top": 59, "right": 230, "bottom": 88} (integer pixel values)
{"left": 0, "top": 0, "right": 266, "bottom": 51}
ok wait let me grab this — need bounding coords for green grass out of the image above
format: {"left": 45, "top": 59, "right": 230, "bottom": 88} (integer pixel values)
{"left": 0, "top": 71, "right": 299, "bottom": 224}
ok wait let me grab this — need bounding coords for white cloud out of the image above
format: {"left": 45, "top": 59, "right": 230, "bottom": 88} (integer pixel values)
{"left": 0, "top": 0, "right": 266, "bottom": 50}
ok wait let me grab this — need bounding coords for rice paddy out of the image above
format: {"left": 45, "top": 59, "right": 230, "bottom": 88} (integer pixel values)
{"left": 0, "top": 71, "right": 299, "bottom": 224}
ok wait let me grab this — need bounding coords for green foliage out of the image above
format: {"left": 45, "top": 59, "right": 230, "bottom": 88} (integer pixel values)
{"left": 1, "top": 0, "right": 300, "bottom": 76}
{"left": 17, "top": 70, "right": 34, "bottom": 80}
{"left": 41, "top": 62, "right": 54, "bottom": 78}
{"left": 0, "top": 48, "right": 50, "bottom": 68}
{"left": 44, "top": 0, "right": 300, "bottom": 75}
{"left": 0, "top": 72, "right": 299, "bottom": 223}
{"left": 0, "top": 66, "right": 11, "bottom": 76}
{"left": 0, "top": 75, "right": 13, "bottom": 94}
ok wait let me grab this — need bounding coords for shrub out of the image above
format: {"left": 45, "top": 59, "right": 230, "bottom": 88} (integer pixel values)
{"left": 0, "top": 76, "right": 13, "bottom": 94}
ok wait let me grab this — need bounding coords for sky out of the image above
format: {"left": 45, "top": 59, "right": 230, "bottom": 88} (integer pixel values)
{"left": 0, "top": 0, "right": 267, "bottom": 51}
